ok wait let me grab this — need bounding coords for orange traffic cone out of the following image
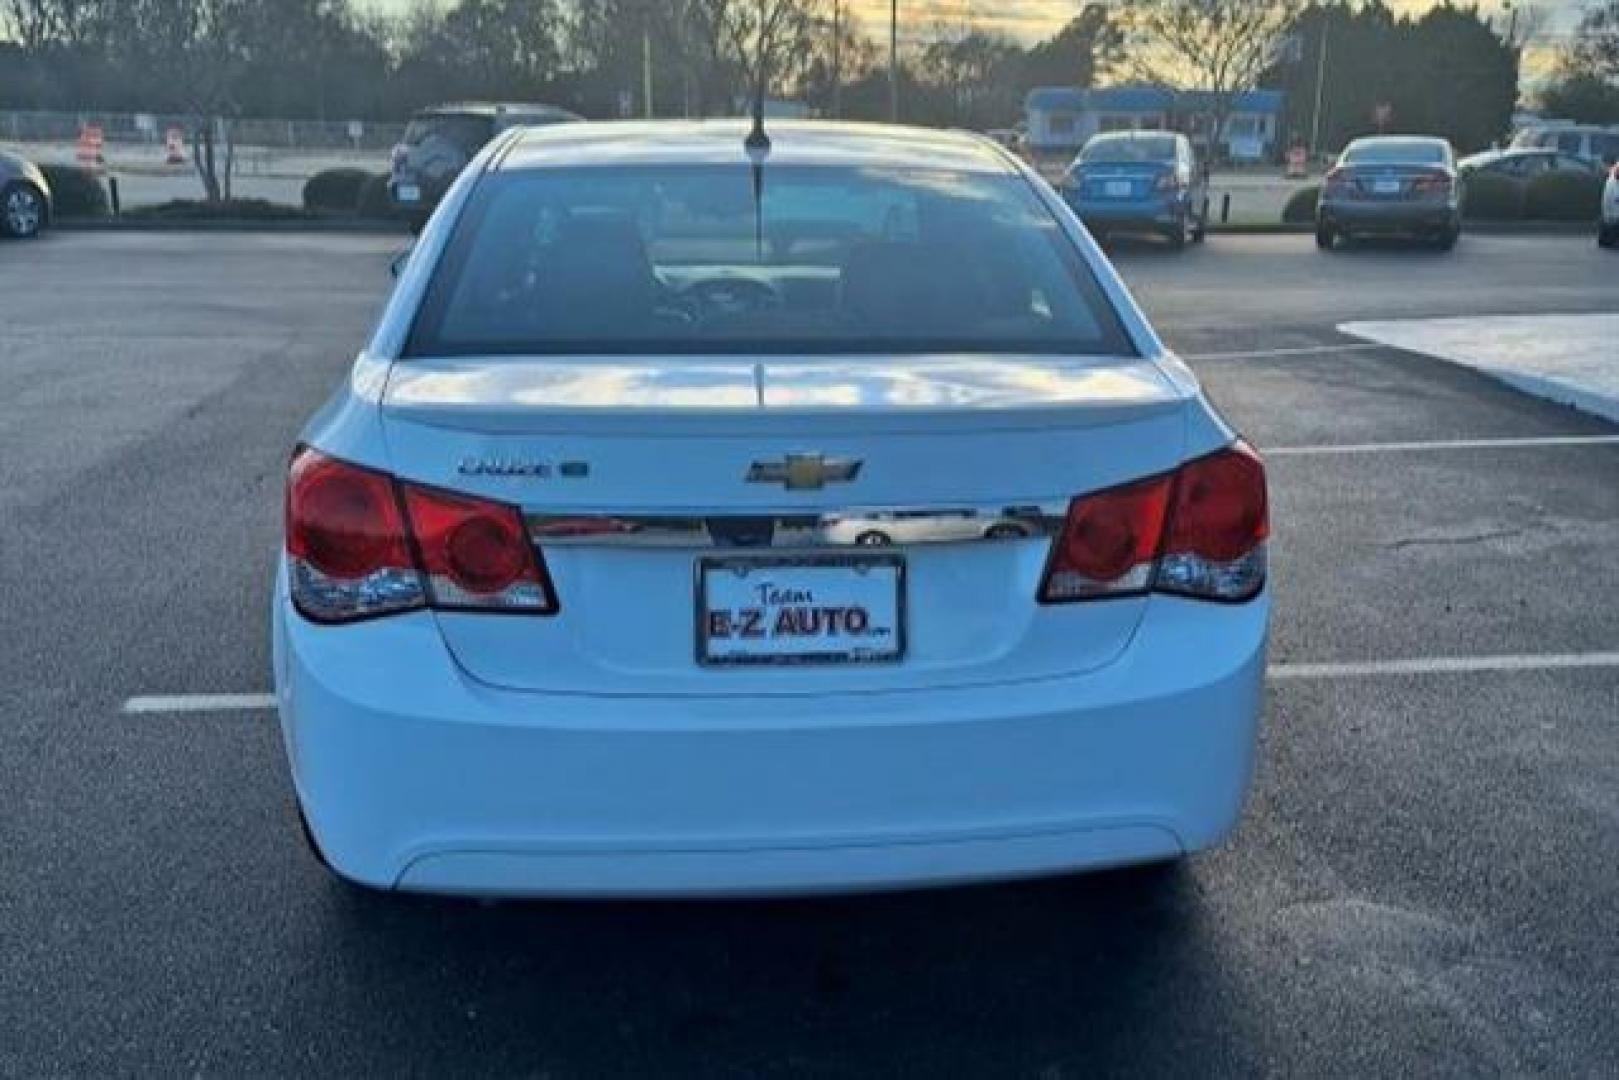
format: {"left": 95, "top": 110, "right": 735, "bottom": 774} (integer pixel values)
{"left": 76, "top": 124, "right": 106, "bottom": 170}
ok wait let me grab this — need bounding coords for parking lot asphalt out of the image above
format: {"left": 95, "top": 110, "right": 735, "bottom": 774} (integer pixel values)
{"left": 1, "top": 230, "right": 1616, "bottom": 1077}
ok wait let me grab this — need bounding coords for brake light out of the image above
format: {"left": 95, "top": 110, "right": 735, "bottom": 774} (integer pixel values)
{"left": 401, "top": 484, "right": 556, "bottom": 612}
{"left": 1154, "top": 171, "right": 1185, "bottom": 192}
{"left": 286, "top": 450, "right": 423, "bottom": 622}
{"left": 1156, "top": 443, "right": 1268, "bottom": 600}
{"left": 285, "top": 447, "right": 556, "bottom": 623}
{"left": 1040, "top": 443, "right": 1268, "bottom": 605}
{"left": 1413, "top": 172, "right": 1453, "bottom": 194}
{"left": 1324, "top": 166, "right": 1352, "bottom": 195}
{"left": 1040, "top": 475, "right": 1172, "bottom": 601}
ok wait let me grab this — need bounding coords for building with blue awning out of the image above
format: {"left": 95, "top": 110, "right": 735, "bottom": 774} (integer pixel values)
{"left": 1025, "top": 87, "right": 1285, "bottom": 165}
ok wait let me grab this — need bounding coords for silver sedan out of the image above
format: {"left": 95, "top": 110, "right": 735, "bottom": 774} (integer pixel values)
{"left": 0, "top": 150, "right": 52, "bottom": 239}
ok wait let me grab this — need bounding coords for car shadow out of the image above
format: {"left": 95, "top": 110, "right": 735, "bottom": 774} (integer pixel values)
{"left": 289, "top": 864, "right": 1264, "bottom": 1074}
{"left": 1092, "top": 234, "right": 1196, "bottom": 259}
{"left": 1327, "top": 235, "right": 1458, "bottom": 255}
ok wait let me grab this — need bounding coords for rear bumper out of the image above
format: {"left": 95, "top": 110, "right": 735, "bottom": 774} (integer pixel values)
{"left": 273, "top": 569, "right": 1268, "bottom": 897}
{"left": 1067, "top": 194, "right": 1189, "bottom": 231}
{"left": 1320, "top": 199, "right": 1459, "bottom": 233}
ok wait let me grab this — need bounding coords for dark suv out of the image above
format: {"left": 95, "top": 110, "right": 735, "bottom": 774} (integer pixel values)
{"left": 389, "top": 103, "right": 580, "bottom": 226}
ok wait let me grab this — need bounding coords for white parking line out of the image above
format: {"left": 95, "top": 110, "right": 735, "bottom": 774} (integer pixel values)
{"left": 1179, "top": 342, "right": 1389, "bottom": 362}
{"left": 123, "top": 650, "right": 1619, "bottom": 715}
{"left": 122, "top": 693, "right": 276, "bottom": 714}
{"left": 1270, "top": 652, "right": 1619, "bottom": 679}
{"left": 1269, "top": 434, "right": 1619, "bottom": 456}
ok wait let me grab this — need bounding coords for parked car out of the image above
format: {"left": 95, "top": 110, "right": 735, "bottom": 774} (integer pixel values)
{"left": 277, "top": 121, "right": 1270, "bottom": 898}
{"left": 1317, "top": 136, "right": 1462, "bottom": 251}
{"left": 1060, "top": 131, "right": 1208, "bottom": 249}
{"left": 820, "top": 509, "right": 1037, "bottom": 546}
{"left": 0, "top": 149, "right": 52, "bottom": 239}
{"left": 1601, "top": 164, "right": 1619, "bottom": 249}
{"left": 1458, "top": 148, "right": 1604, "bottom": 179}
{"left": 1511, "top": 125, "right": 1619, "bottom": 168}
{"left": 389, "top": 102, "right": 580, "bottom": 226}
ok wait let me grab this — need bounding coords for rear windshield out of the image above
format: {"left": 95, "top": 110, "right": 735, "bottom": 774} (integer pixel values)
{"left": 406, "top": 165, "right": 1133, "bottom": 357}
{"left": 1079, "top": 136, "right": 1177, "bottom": 163}
{"left": 404, "top": 114, "right": 495, "bottom": 152}
{"left": 1342, "top": 140, "right": 1448, "bottom": 165}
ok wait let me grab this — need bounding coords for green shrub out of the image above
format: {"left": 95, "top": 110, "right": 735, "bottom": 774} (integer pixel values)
{"left": 1523, "top": 170, "right": 1603, "bottom": 221}
{"left": 302, "top": 167, "right": 373, "bottom": 213}
{"left": 125, "top": 198, "right": 313, "bottom": 221}
{"left": 356, "top": 173, "right": 394, "bottom": 219}
{"left": 37, "top": 163, "right": 109, "bottom": 218}
{"left": 1461, "top": 171, "right": 1525, "bottom": 220}
{"left": 1281, "top": 184, "right": 1319, "bottom": 223}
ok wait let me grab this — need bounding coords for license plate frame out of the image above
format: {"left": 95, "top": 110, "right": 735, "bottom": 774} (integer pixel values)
{"left": 395, "top": 183, "right": 422, "bottom": 203}
{"left": 1104, "top": 179, "right": 1134, "bottom": 198}
{"left": 1372, "top": 178, "right": 1402, "bottom": 195}
{"left": 696, "top": 554, "right": 907, "bottom": 667}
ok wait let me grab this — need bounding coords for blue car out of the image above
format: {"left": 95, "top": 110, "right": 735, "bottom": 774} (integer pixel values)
{"left": 1061, "top": 131, "right": 1208, "bottom": 249}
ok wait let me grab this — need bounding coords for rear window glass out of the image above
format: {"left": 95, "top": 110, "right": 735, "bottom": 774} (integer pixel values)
{"left": 406, "top": 165, "right": 1133, "bottom": 358}
{"left": 404, "top": 115, "right": 494, "bottom": 152}
{"left": 1079, "top": 136, "right": 1177, "bottom": 163}
{"left": 1343, "top": 140, "right": 1448, "bottom": 165}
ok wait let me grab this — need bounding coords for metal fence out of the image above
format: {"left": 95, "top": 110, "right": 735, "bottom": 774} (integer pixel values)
{"left": 0, "top": 109, "right": 406, "bottom": 151}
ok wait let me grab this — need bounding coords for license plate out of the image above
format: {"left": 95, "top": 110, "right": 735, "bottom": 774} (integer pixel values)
{"left": 697, "top": 555, "right": 905, "bottom": 666}
{"left": 395, "top": 184, "right": 422, "bottom": 203}
{"left": 1372, "top": 179, "right": 1402, "bottom": 195}
{"left": 1104, "top": 180, "right": 1133, "bottom": 198}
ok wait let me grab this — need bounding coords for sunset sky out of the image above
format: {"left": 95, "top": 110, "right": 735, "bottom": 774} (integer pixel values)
{"left": 359, "top": 0, "right": 1583, "bottom": 77}
{"left": 361, "top": 1, "right": 1582, "bottom": 42}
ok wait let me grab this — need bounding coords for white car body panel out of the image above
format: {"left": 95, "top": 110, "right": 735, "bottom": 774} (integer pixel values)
{"left": 275, "top": 121, "right": 1269, "bottom": 897}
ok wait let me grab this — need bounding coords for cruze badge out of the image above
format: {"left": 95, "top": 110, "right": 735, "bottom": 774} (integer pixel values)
{"left": 457, "top": 457, "right": 589, "bottom": 478}
{"left": 746, "top": 453, "right": 862, "bottom": 491}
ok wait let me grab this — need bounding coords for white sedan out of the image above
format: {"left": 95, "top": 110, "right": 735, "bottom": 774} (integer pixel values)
{"left": 275, "top": 121, "right": 1271, "bottom": 897}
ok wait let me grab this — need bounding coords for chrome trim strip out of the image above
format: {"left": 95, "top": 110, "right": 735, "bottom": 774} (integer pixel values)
{"left": 526, "top": 504, "right": 1068, "bottom": 549}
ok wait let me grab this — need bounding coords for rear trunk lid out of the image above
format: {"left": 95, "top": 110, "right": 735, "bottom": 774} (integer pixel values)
{"left": 1074, "top": 161, "right": 1171, "bottom": 201}
{"left": 1342, "top": 163, "right": 1452, "bottom": 201}
{"left": 380, "top": 354, "right": 1192, "bottom": 696}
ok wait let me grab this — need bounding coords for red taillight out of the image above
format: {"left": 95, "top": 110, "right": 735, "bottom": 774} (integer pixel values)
{"left": 401, "top": 483, "right": 556, "bottom": 612}
{"left": 1413, "top": 172, "right": 1453, "bottom": 195}
{"left": 287, "top": 452, "right": 411, "bottom": 579}
{"left": 285, "top": 447, "right": 556, "bottom": 623}
{"left": 1154, "top": 171, "right": 1184, "bottom": 192}
{"left": 1165, "top": 445, "right": 1268, "bottom": 562}
{"left": 1041, "top": 443, "right": 1268, "bottom": 604}
{"left": 1041, "top": 475, "right": 1172, "bottom": 601}
{"left": 1324, "top": 166, "right": 1351, "bottom": 194}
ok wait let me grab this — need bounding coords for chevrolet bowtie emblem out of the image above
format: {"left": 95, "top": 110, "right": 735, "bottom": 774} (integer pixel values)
{"left": 746, "top": 453, "right": 863, "bottom": 491}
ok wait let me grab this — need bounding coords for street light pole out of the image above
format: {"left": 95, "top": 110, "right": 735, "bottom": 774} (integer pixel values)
{"left": 831, "top": 0, "right": 842, "bottom": 120}
{"left": 643, "top": 27, "right": 654, "bottom": 119}
{"left": 1308, "top": 15, "right": 1329, "bottom": 158}
{"left": 889, "top": 0, "right": 899, "bottom": 122}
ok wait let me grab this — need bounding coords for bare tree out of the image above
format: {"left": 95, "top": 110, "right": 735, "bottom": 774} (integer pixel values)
{"left": 119, "top": 0, "right": 257, "bottom": 201}
{"left": 2, "top": 0, "right": 110, "bottom": 48}
{"left": 1124, "top": 0, "right": 1303, "bottom": 159}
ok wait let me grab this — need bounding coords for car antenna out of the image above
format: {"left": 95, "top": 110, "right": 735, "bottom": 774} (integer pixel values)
{"left": 745, "top": 0, "right": 771, "bottom": 259}
{"left": 745, "top": 0, "right": 771, "bottom": 155}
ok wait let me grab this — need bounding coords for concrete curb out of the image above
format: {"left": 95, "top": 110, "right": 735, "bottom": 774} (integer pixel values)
{"left": 55, "top": 216, "right": 408, "bottom": 235}
{"left": 1209, "top": 221, "right": 1597, "bottom": 236}
{"left": 1341, "top": 315, "right": 1619, "bottom": 427}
